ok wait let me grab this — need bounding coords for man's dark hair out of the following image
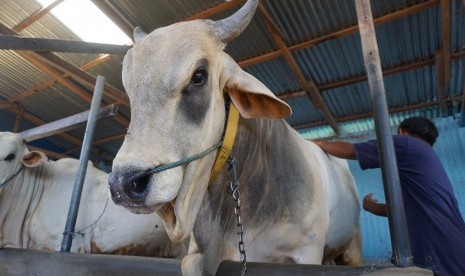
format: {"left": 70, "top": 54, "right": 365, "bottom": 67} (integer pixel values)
{"left": 398, "top": 117, "right": 439, "bottom": 146}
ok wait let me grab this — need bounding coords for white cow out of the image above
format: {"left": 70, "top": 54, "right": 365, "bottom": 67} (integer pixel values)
{"left": 109, "top": 0, "right": 362, "bottom": 275}
{"left": 0, "top": 131, "right": 186, "bottom": 257}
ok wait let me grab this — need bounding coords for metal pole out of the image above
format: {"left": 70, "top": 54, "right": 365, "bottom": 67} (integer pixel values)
{"left": 355, "top": 0, "right": 413, "bottom": 267}
{"left": 61, "top": 76, "right": 105, "bottom": 252}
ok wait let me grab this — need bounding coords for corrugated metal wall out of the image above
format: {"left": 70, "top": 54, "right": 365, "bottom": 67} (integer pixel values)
{"left": 344, "top": 116, "right": 465, "bottom": 260}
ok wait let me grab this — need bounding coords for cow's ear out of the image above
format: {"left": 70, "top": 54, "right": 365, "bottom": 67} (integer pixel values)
{"left": 223, "top": 57, "right": 292, "bottom": 119}
{"left": 21, "top": 151, "right": 48, "bottom": 168}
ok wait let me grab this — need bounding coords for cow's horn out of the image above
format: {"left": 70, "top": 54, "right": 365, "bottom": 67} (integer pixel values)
{"left": 213, "top": 0, "right": 259, "bottom": 43}
{"left": 133, "top": 26, "right": 147, "bottom": 43}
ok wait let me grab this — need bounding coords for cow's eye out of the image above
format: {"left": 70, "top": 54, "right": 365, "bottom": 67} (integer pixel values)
{"left": 190, "top": 69, "right": 207, "bottom": 86}
{"left": 4, "top": 154, "right": 15, "bottom": 161}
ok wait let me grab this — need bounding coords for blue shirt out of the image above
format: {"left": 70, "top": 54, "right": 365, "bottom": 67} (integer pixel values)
{"left": 354, "top": 135, "right": 465, "bottom": 276}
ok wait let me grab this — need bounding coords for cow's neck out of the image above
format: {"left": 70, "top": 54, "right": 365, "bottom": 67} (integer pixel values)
{"left": 195, "top": 118, "right": 315, "bottom": 260}
{"left": 0, "top": 165, "right": 46, "bottom": 248}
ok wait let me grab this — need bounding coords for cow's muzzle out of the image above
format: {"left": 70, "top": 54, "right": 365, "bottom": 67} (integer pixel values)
{"left": 108, "top": 168, "right": 151, "bottom": 205}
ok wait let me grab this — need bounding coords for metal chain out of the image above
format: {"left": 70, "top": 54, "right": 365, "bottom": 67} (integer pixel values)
{"left": 228, "top": 156, "right": 247, "bottom": 276}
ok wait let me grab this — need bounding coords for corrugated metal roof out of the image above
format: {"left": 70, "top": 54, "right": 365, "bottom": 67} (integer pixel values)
{"left": 0, "top": 0, "right": 464, "bottom": 163}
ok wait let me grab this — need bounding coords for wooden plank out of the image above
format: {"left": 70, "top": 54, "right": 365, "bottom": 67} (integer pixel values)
{"left": 238, "top": 0, "right": 439, "bottom": 68}
{"left": 440, "top": 0, "right": 451, "bottom": 85}
{"left": 460, "top": 81, "right": 465, "bottom": 127}
{"left": 13, "top": 0, "right": 65, "bottom": 32}
{"left": 19, "top": 104, "right": 118, "bottom": 142}
{"left": 184, "top": 0, "right": 246, "bottom": 21}
{"left": 6, "top": 105, "right": 115, "bottom": 162}
{"left": 27, "top": 146, "right": 70, "bottom": 159}
{"left": 279, "top": 58, "right": 437, "bottom": 100}
{"left": 64, "top": 133, "right": 126, "bottom": 155}
{"left": 13, "top": 107, "right": 24, "bottom": 132}
{"left": 0, "top": 35, "right": 131, "bottom": 54}
{"left": 217, "top": 260, "right": 432, "bottom": 275}
{"left": 8, "top": 54, "right": 113, "bottom": 103}
{"left": 257, "top": 3, "right": 339, "bottom": 135}
{"left": 435, "top": 52, "right": 448, "bottom": 116}
{"left": 0, "top": 23, "right": 130, "bottom": 111}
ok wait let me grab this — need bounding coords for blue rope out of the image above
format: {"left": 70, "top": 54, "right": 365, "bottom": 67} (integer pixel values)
{"left": 147, "top": 141, "right": 223, "bottom": 175}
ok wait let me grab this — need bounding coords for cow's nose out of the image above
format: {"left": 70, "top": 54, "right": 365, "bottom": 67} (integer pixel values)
{"left": 108, "top": 168, "right": 151, "bottom": 203}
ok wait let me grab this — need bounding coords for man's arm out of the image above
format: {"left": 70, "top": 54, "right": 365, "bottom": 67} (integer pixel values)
{"left": 312, "top": 140, "right": 357, "bottom": 160}
{"left": 363, "top": 193, "right": 388, "bottom": 217}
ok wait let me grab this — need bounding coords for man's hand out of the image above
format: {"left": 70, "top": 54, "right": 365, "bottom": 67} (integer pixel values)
{"left": 311, "top": 140, "right": 357, "bottom": 160}
{"left": 362, "top": 193, "right": 388, "bottom": 217}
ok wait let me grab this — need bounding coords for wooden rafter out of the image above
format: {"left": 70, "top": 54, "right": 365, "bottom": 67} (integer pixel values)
{"left": 64, "top": 133, "right": 126, "bottom": 155}
{"left": 12, "top": 0, "right": 65, "bottom": 32}
{"left": 440, "top": 0, "right": 451, "bottom": 85}
{"left": 7, "top": 54, "right": 113, "bottom": 103}
{"left": 0, "top": 100, "right": 115, "bottom": 162}
{"left": 257, "top": 3, "right": 339, "bottom": 135}
{"left": 280, "top": 50, "right": 465, "bottom": 101}
{"left": 294, "top": 96, "right": 463, "bottom": 131}
{"left": 435, "top": 52, "right": 448, "bottom": 115}
{"left": 0, "top": 24, "right": 130, "bottom": 110}
{"left": 184, "top": 0, "right": 246, "bottom": 21}
{"left": 27, "top": 146, "right": 70, "bottom": 160}
{"left": 238, "top": 0, "right": 439, "bottom": 68}
{"left": 460, "top": 78, "right": 465, "bottom": 127}
{"left": 13, "top": 107, "right": 24, "bottom": 132}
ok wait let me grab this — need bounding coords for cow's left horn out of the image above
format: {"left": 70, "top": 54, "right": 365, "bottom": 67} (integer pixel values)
{"left": 212, "top": 0, "right": 259, "bottom": 43}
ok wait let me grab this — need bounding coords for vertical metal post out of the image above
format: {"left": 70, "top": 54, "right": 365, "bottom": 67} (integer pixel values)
{"left": 355, "top": 0, "right": 413, "bottom": 267}
{"left": 61, "top": 76, "right": 105, "bottom": 252}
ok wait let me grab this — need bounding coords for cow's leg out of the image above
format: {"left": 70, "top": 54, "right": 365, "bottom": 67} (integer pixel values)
{"left": 334, "top": 226, "right": 363, "bottom": 266}
{"left": 181, "top": 253, "right": 204, "bottom": 276}
{"left": 289, "top": 242, "right": 326, "bottom": 264}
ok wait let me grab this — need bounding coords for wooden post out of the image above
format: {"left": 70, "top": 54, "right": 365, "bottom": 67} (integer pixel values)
{"left": 460, "top": 84, "right": 465, "bottom": 127}
{"left": 355, "top": 0, "right": 413, "bottom": 267}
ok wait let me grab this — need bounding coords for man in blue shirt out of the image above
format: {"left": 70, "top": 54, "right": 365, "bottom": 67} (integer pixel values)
{"left": 314, "top": 117, "right": 465, "bottom": 276}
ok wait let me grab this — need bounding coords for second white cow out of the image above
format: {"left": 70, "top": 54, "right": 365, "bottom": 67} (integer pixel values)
{"left": 0, "top": 131, "right": 186, "bottom": 257}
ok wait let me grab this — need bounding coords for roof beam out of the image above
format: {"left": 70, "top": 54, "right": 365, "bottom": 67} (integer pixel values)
{"left": 435, "top": 52, "right": 448, "bottom": 115}
{"left": 293, "top": 96, "right": 462, "bottom": 130}
{"left": 257, "top": 3, "right": 339, "bottom": 135}
{"left": 12, "top": 0, "right": 65, "bottom": 32}
{"left": 0, "top": 35, "right": 131, "bottom": 54}
{"left": 13, "top": 107, "right": 24, "bottom": 132}
{"left": 279, "top": 50, "right": 465, "bottom": 101}
{"left": 184, "top": 0, "right": 246, "bottom": 21}
{"left": 8, "top": 54, "right": 113, "bottom": 103}
{"left": 440, "top": 0, "right": 451, "bottom": 85}
{"left": 19, "top": 104, "right": 118, "bottom": 142}
{"left": 238, "top": 0, "right": 439, "bottom": 68}
{"left": 2, "top": 103, "right": 115, "bottom": 162}
{"left": 64, "top": 133, "right": 126, "bottom": 155}
{"left": 460, "top": 77, "right": 465, "bottom": 127}
{"left": 27, "top": 146, "right": 70, "bottom": 160}
{"left": 0, "top": 24, "right": 130, "bottom": 110}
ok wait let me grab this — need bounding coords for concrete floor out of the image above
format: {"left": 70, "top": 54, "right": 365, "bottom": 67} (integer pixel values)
{"left": 0, "top": 249, "right": 433, "bottom": 276}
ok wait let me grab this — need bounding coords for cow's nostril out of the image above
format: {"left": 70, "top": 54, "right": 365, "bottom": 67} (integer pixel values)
{"left": 131, "top": 174, "right": 150, "bottom": 195}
